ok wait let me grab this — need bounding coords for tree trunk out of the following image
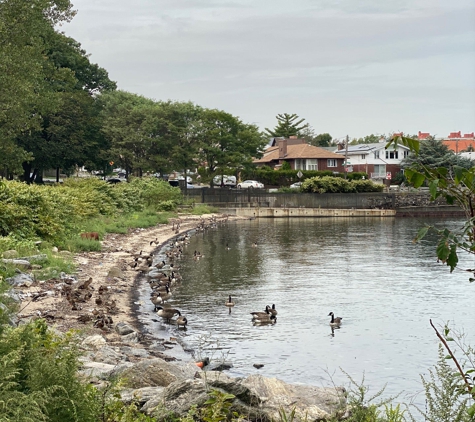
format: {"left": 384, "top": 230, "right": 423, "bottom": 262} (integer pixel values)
{"left": 56, "top": 167, "right": 60, "bottom": 183}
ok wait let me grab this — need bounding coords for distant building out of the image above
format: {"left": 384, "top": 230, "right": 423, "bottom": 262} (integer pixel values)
{"left": 442, "top": 131, "right": 475, "bottom": 153}
{"left": 417, "top": 131, "right": 431, "bottom": 140}
{"left": 334, "top": 137, "right": 410, "bottom": 181}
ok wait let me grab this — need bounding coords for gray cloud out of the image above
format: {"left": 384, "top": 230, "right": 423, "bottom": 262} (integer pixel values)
{"left": 66, "top": 0, "right": 475, "bottom": 137}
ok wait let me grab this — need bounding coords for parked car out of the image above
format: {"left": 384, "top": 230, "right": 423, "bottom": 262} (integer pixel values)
{"left": 213, "top": 175, "right": 237, "bottom": 188}
{"left": 237, "top": 180, "right": 264, "bottom": 189}
{"left": 289, "top": 181, "right": 302, "bottom": 189}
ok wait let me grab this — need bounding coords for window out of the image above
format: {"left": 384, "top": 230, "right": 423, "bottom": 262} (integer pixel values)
{"left": 361, "top": 154, "right": 366, "bottom": 160}
{"left": 385, "top": 150, "right": 399, "bottom": 159}
{"left": 373, "top": 164, "right": 386, "bottom": 177}
{"left": 327, "top": 159, "right": 337, "bottom": 167}
{"left": 374, "top": 151, "right": 380, "bottom": 159}
{"left": 307, "top": 159, "right": 318, "bottom": 170}
{"left": 403, "top": 150, "right": 409, "bottom": 158}
{"left": 294, "top": 159, "right": 304, "bottom": 170}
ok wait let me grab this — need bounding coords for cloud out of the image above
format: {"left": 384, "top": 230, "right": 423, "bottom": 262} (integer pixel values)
{"left": 65, "top": 0, "right": 475, "bottom": 137}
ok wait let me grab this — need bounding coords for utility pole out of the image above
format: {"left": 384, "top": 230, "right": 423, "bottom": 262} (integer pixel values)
{"left": 344, "top": 135, "right": 349, "bottom": 180}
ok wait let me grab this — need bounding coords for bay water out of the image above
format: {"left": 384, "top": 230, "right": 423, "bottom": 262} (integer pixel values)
{"left": 139, "top": 216, "right": 475, "bottom": 408}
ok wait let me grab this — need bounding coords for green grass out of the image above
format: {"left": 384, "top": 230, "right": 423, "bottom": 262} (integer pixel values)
{"left": 190, "top": 205, "right": 220, "bottom": 215}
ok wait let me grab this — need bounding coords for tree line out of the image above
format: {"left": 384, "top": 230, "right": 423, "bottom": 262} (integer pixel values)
{"left": 0, "top": 0, "right": 267, "bottom": 183}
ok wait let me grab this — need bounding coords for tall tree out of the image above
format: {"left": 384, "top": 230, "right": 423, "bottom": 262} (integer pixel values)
{"left": 197, "top": 109, "right": 267, "bottom": 182}
{"left": 0, "top": 0, "right": 76, "bottom": 176}
{"left": 401, "top": 137, "right": 473, "bottom": 171}
{"left": 17, "top": 31, "right": 116, "bottom": 182}
{"left": 265, "top": 113, "right": 308, "bottom": 138}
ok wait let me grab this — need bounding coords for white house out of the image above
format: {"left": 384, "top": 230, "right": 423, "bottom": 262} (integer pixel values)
{"left": 334, "top": 140, "right": 410, "bottom": 180}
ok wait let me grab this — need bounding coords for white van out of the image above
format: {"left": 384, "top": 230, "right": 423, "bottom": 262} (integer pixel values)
{"left": 213, "top": 175, "right": 237, "bottom": 188}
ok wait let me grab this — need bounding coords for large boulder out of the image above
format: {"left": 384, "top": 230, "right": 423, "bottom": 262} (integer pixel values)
{"left": 142, "top": 373, "right": 347, "bottom": 421}
{"left": 119, "top": 358, "right": 199, "bottom": 389}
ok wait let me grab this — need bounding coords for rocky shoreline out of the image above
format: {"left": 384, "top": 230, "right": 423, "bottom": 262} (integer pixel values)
{"left": 6, "top": 214, "right": 348, "bottom": 421}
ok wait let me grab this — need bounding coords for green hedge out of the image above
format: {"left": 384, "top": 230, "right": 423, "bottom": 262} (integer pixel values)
{"left": 301, "top": 176, "right": 384, "bottom": 193}
{"left": 240, "top": 168, "right": 368, "bottom": 186}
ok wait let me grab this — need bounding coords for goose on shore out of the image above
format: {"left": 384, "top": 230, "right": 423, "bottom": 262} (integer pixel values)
{"left": 155, "top": 306, "right": 181, "bottom": 322}
{"left": 328, "top": 312, "right": 343, "bottom": 326}
{"left": 176, "top": 312, "right": 188, "bottom": 328}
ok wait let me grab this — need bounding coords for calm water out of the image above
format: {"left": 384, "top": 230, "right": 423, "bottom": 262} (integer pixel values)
{"left": 138, "top": 217, "right": 475, "bottom": 406}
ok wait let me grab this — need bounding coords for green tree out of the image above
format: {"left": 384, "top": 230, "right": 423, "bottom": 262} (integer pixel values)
{"left": 314, "top": 133, "right": 333, "bottom": 147}
{"left": 388, "top": 135, "right": 475, "bottom": 279}
{"left": 401, "top": 137, "right": 473, "bottom": 172}
{"left": 265, "top": 113, "right": 308, "bottom": 138}
{"left": 0, "top": 0, "right": 75, "bottom": 177}
{"left": 197, "top": 108, "right": 267, "bottom": 182}
{"left": 100, "top": 90, "right": 158, "bottom": 177}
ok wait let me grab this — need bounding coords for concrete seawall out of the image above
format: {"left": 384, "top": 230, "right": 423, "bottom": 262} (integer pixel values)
{"left": 222, "top": 207, "right": 396, "bottom": 218}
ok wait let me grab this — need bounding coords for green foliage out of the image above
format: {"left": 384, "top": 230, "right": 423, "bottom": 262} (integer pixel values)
{"left": 409, "top": 345, "right": 473, "bottom": 422}
{"left": 0, "top": 319, "right": 100, "bottom": 422}
{"left": 388, "top": 135, "right": 475, "bottom": 277}
{"left": 157, "top": 200, "right": 179, "bottom": 212}
{"left": 200, "top": 389, "right": 238, "bottom": 422}
{"left": 328, "top": 371, "right": 404, "bottom": 422}
{"left": 280, "top": 161, "right": 291, "bottom": 171}
{"left": 301, "top": 176, "right": 384, "bottom": 194}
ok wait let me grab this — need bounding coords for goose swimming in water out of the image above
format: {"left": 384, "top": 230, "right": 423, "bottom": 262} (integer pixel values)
{"left": 225, "top": 295, "right": 235, "bottom": 307}
{"left": 250, "top": 306, "right": 272, "bottom": 321}
{"left": 328, "top": 312, "right": 342, "bottom": 326}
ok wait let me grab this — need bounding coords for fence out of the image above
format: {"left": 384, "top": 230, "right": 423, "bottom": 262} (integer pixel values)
{"left": 185, "top": 188, "right": 396, "bottom": 209}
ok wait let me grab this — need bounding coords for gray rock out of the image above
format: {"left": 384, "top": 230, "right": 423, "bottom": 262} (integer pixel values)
{"left": 122, "top": 332, "right": 140, "bottom": 343}
{"left": 18, "top": 254, "right": 47, "bottom": 262}
{"left": 206, "top": 361, "right": 233, "bottom": 371}
{"left": 82, "top": 334, "right": 107, "bottom": 349}
{"left": 119, "top": 346, "right": 150, "bottom": 359}
{"left": 6, "top": 273, "right": 35, "bottom": 287}
{"left": 143, "top": 373, "right": 347, "bottom": 421}
{"left": 1, "top": 259, "right": 32, "bottom": 270}
{"left": 2, "top": 250, "right": 18, "bottom": 259}
{"left": 107, "top": 266, "right": 123, "bottom": 279}
{"left": 115, "top": 322, "right": 136, "bottom": 336}
{"left": 87, "top": 346, "right": 127, "bottom": 365}
{"left": 79, "top": 361, "right": 133, "bottom": 380}
{"left": 119, "top": 359, "right": 199, "bottom": 389}
{"left": 142, "top": 379, "right": 208, "bottom": 416}
{"left": 120, "top": 387, "right": 164, "bottom": 406}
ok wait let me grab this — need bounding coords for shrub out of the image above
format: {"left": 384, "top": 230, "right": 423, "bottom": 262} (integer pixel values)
{"left": 301, "top": 176, "right": 384, "bottom": 193}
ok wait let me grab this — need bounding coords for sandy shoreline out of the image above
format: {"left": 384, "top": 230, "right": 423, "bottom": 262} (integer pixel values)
{"left": 17, "top": 213, "right": 246, "bottom": 348}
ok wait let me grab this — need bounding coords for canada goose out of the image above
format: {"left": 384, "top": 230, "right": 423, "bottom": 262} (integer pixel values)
{"left": 328, "top": 312, "right": 342, "bottom": 326}
{"left": 253, "top": 315, "right": 277, "bottom": 325}
{"left": 250, "top": 306, "right": 271, "bottom": 320}
{"left": 226, "top": 243, "right": 231, "bottom": 250}
{"left": 155, "top": 306, "right": 181, "bottom": 322}
{"left": 251, "top": 242, "right": 257, "bottom": 248}
{"left": 152, "top": 282, "right": 171, "bottom": 293}
{"left": 176, "top": 312, "right": 188, "bottom": 327}
{"left": 151, "top": 285, "right": 172, "bottom": 303}
{"left": 268, "top": 304, "right": 277, "bottom": 316}
{"left": 225, "top": 295, "right": 235, "bottom": 307}
{"left": 155, "top": 260, "right": 166, "bottom": 269}
{"left": 150, "top": 238, "right": 159, "bottom": 246}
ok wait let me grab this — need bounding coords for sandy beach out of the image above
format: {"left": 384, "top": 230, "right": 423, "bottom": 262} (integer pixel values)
{"left": 16, "top": 214, "right": 244, "bottom": 344}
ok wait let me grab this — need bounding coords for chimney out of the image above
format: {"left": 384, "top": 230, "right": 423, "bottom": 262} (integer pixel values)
{"left": 278, "top": 139, "right": 288, "bottom": 159}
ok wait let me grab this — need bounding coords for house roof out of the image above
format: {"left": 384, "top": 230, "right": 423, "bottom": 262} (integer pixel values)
{"left": 334, "top": 142, "right": 410, "bottom": 155}
{"left": 254, "top": 143, "right": 344, "bottom": 164}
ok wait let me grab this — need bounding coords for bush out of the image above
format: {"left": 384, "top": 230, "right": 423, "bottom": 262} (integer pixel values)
{"left": 301, "top": 176, "right": 384, "bottom": 193}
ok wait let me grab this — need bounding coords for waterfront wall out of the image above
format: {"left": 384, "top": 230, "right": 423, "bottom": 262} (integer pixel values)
{"left": 186, "top": 189, "right": 464, "bottom": 216}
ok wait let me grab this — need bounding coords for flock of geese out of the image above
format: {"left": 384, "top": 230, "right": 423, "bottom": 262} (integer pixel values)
{"left": 134, "top": 216, "right": 343, "bottom": 331}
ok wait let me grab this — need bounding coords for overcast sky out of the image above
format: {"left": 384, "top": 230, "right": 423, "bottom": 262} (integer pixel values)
{"left": 63, "top": 0, "right": 475, "bottom": 140}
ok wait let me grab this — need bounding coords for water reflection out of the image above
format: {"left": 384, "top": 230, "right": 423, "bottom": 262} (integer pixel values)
{"left": 141, "top": 216, "right": 475, "bottom": 408}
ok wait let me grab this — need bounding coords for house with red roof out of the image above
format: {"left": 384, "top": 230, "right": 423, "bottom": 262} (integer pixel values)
{"left": 253, "top": 137, "right": 345, "bottom": 172}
